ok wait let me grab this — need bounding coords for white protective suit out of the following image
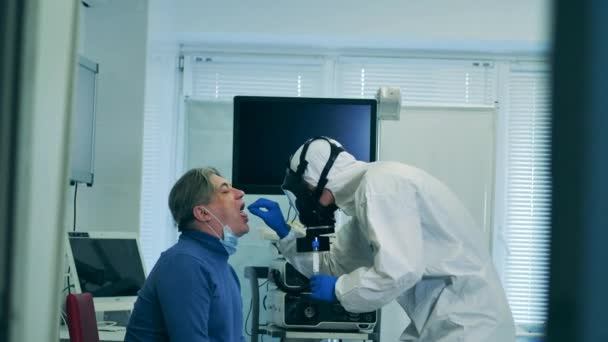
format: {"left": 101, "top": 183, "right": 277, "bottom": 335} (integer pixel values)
{"left": 277, "top": 139, "right": 515, "bottom": 341}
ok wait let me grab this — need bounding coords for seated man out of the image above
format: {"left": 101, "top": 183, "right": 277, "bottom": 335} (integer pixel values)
{"left": 125, "top": 167, "right": 249, "bottom": 342}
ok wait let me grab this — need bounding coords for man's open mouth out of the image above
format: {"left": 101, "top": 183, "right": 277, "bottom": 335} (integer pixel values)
{"left": 240, "top": 203, "right": 248, "bottom": 219}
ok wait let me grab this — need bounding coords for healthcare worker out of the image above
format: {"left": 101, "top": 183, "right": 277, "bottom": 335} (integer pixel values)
{"left": 248, "top": 137, "right": 515, "bottom": 341}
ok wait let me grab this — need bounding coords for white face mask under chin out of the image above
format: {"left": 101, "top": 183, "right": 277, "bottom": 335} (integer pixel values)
{"left": 201, "top": 207, "right": 239, "bottom": 255}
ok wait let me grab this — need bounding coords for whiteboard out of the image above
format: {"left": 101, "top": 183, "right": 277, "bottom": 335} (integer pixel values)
{"left": 69, "top": 56, "right": 98, "bottom": 185}
{"left": 379, "top": 105, "right": 496, "bottom": 245}
{"left": 379, "top": 105, "right": 496, "bottom": 340}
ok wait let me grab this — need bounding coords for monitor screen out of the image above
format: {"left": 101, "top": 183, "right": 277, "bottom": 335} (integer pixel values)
{"left": 67, "top": 232, "right": 146, "bottom": 298}
{"left": 233, "top": 96, "right": 377, "bottom": 194}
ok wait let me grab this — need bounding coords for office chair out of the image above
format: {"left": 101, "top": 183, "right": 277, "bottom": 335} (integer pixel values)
{"left": 66, "top": 293, "right": 100, "bottom": 342}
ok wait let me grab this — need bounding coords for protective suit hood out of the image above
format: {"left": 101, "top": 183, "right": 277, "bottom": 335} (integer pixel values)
{"left": 289, "top": 138, "right": 370, "bottom": 216}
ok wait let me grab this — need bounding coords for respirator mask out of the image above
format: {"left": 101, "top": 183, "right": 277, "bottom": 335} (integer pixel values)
{"left": 281, "top": 137, "right": 343, "bottom": 228}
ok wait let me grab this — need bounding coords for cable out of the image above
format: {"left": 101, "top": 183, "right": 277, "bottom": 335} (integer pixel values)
{"left": 73, "top": 182, "right": 78, "bottom": 231}
{"left": 287, "top": 205, "right": 293, "bottom": 223}
{"left": 60, "top": 308, "right": 68, "bottom": 327}
{"left": 246, "top": 279, "right": 270, "bottom": 337}
{"left": 97, "top": 321, "right": 126, "bottom": 332}
{"left": 262, "top": 294, "right": 268, "bottom": 311}
{"left": 66, "top": 268, "right": 72, "bottom": 294}
{"left": 288, "top": 205, "right": 298, "bottom": 224}
{"left": 271, "top": 243, "right": 281, "bottom": 254}
{"left": 263, "top": 279, "right": 269, "bottom": 310}
{"left": 62, "top": 284, "right": 75, "bottom": 293}
{"left": 97, "top": 321, "right": 117, "bottom": 327}
{"left": 269, "top": 269, "right": 309, "bottom": 294}
{"left": 245, "top": 297, "right": 253, "bottom": 336}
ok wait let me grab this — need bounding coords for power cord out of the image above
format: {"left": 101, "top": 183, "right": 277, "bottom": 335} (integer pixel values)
{"left": 287, "top": 205, "right": 299, "bottom": 224}
{"left": 60, "top": 307, "right": 68, "bottom": 327}
{"left": 245, "top": 279, "right": 269, "bottom": 336}
{"left": 97, "top": 321, "right": 126, "bottom": 332}
{"left": 262, "top": 277, "right": 269, "bottom": 311}
{"left": 97, "top": 321, "right": 117, "bottom": 327}
{"left": 269, "top": 269, "right": 309, "bottom": 294}
{"left": 61, "top": 268, "right": 72, "bottom": 328}
{"left": 287, "top": 205, "right": 293, "bottom": 223}
{"left": 245, "top": 297, "right": 253, "bottom": 336}
{"left": 262, "top": 294, "right": 268, "bottom": 311}
{"left": 62, "top": 283, "right": 75, "bottom": 293}
{"left": 64, "top": 267, "right": 74, "bottom": 294}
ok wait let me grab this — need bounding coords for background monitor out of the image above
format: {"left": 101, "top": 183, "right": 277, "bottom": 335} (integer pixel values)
{"left": 233, "top": 96, "right": 377, "bottom": 194}
{"left": 66, "top": 231, "right": 146, "bottom": 312}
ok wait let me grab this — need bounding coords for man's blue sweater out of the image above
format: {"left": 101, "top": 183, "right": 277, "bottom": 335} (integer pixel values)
{"left": 125, "top": 229, "right": 244, "bottom": 342}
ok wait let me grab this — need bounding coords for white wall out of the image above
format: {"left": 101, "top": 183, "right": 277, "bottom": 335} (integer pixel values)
{"left": 150, "top": 0, "right": 551, "bottom": 53}
{"left": 65, "top": 0, "right": 149, "bottom": 233}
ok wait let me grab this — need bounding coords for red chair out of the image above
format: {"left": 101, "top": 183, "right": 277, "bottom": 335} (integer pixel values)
{"left": 66, "top": 293, "right": 100, "bottom": 342}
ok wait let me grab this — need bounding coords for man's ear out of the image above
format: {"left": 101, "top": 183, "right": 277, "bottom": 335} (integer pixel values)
{"left": 192, "top": 206, "right": 211, "bottom": 222}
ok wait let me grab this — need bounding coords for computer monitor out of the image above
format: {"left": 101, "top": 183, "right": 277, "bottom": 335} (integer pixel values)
{"left": 65, "top": 231, "right": 146, "bottom": 312}
{"left": 232, "top": 96, "right": 378, "bottom": 194}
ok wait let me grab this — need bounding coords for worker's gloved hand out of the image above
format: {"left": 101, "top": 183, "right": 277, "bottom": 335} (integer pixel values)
{"left": 247, "top": 198, "right": 291, "bottom": 239}
{"left": 310, "top": 274, "right": 338, "bottom": 302}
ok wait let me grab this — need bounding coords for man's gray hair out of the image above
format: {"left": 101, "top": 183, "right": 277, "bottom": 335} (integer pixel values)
{"left": 168, "top": 167, "right": 221, "bottom": 230}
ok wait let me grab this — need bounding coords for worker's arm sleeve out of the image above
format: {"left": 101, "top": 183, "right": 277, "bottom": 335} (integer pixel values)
{"left": 156, "top": 254, "right": 212, "bottom": 342}
{"left": 335, "top": 185, "right": 424, "bottom": 313}
{"left": 277, "top": 219, "right": 374, "bottom": 278}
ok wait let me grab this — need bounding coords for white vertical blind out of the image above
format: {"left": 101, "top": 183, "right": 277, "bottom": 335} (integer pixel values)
{"left": 140, "top": 94, "right": 162, "bottom": 271}
{"left": 336, "top": 57, "right": 496, "bottom": 105}
{"left": 140, "top": 51, "right": 181, "bottom": 271}
{"left": 185, "top": 55, "right": 324, "bottom": 100}
{"left": 503, "top": 66, "right": 551, "bottom": 325}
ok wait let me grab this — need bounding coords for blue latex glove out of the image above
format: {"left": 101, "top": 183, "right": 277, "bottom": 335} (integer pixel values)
{"left": 247, "top": 198, "right": 291, "bottom": 239}
{"left": 310, "top": 274, "right": 338, "bottom": 302}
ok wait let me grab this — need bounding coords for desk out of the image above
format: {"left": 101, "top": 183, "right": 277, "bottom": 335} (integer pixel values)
{"left": 59, "top": 324, "right": 125, "bottom": 341}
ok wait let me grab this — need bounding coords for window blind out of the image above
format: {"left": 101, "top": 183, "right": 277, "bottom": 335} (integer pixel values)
{"left": 140, "top": 95, "right": 162, "bottom": 272}
{"left": 140, "top": 53, "right": 180, "bottom": 271}
{"left": 185, "top": 55, "right": 324, "bottom": 100}
{"left": 336, "top": 57, "right": 496, "bottom": 106}
{"left": 503, "top": 66, "right": 551, "bottom": 325}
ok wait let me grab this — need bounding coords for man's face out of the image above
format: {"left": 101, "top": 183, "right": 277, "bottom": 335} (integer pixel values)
{"left": 203, "top": 174, "right": 250, "bottom": 237}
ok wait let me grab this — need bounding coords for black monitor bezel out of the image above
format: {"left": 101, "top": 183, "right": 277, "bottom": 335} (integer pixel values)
{"left": 232, "top": 95, "right": 377, "bottom": 194}
{"left": 66, "top": 232, "right": 147, "bottom": 298}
